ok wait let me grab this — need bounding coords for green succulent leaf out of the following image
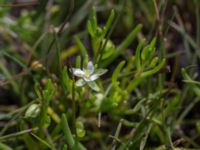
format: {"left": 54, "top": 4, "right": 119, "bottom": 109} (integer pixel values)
{"left": 136, "top": 38, "right": 145, "bottom": 70}
{"left": 102, "top": 39, "right": 115, "bottom": 59}
{"left": 87, "top": 20, "right": 94, "bottom": 37}
{"left": 102, "top": 9, "right": 115, "bottom": 36}
{"left": 76, "top": 79, "right": 85, "bottom": 86}
{"left": 88, "top": 81, "right": 100, "bottom": 92}
{"left": 76, "top": 120, "right": 86, "bottom": 138}
{"left": 141, "top": 38, "right": 156, "bottom": 63}
{"left": 141, "top": 58, "right": 166, "bottom": 78}
{"left": 95, "top": 69, "right": 108, "bottom": 76}
{"left": 112, "top": 61, "right": 125, "bottom": 89}
{"left": 149, "top": 57, "right": 159, "bottom": 68}
{"left": 25, "top": 104, "right": 40, "bottom": 119}
{"left": 43, "top": 115, "right": 51, "bottom": 128}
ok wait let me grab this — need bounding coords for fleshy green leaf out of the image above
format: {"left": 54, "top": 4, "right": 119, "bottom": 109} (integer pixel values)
{"left": 149, "top": 57, "right": 159, "bottom": 68}
{"left": 102, "top": 9, "right": 115, "bottom": 36}
{"left": 73, "top": 36, "right": 87, "bottom": 59}
{"left": 61, "top": 66, "right": 69, "bottom": 91}
{"left": 87, "top": 20, "right": 94, "bottom": 37}
{"left": 141, "top": 38, "right": 156, "bottom": 63}
{"left": 43, "top": 116, "right": 51, "bottom": 128}
{"left": 136, "top": 38, "right": 145, "bottom": 70}
{"left": 76, "top": 120, "right": 86, "bottom": 138}
{"left": 25, "top": 104, "right": 40, "bottom": 118}
{"left": 95, "top": 69, "right": 108, "bottom": 76}
{"left": 102, "top": 39, "right": 115, "bottom": 59}
{"left": 76, "top": 79, "right": 85, "bottom": 86}
{"left": 112, "top": 61, "right": 125, "bottom": 88}
{"left": 0, "top": 142, "right": 13, "bottom": 150}
{"left": 101, "top": 24, "right": 142, "bottom": 67}
{"left": 140, "top": 59, "right": 166, "bottom": 78}
{"left": 88, "top": 81, "right": 100, "bottom": 92}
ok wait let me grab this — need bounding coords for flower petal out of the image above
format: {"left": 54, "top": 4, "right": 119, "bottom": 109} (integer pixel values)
{"left": 72, "top": 68, "right": 85, "bottom": 77}
{"left": 87, "top": 61, "right": 94, "bottom": 74}
{"left": 83, "top": 74, "right": 99, "bottom": 82}
{"left": 88, "top": 81, "right": 100, "bottom": 91}
{"left": 95, "top": 69, "right": 108, "bottom": 76}
{"left": 89, "top": 74, "right": 99, "bottom": 81}
{"left": 83, "top": 77, "right": 92, "bottom": 82}
{"left": 75, "top": 79, "right": 85, "bottom": 86}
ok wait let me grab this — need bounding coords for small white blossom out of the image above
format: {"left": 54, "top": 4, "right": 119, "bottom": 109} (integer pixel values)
{"left": 72, "top": 61, "right": 107, "bottom": 91}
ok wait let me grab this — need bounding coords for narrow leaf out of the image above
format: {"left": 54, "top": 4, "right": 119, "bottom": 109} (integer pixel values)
{"left": 101, "top": 24, "right": 142, "bottom": 67}
{"left": 112, "top": 61, "right": 125, "bottom": 88}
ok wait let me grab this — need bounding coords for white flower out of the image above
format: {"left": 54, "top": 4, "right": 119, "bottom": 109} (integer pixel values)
{"left": 72, "top": 61, "right": 107, "bottom": 91}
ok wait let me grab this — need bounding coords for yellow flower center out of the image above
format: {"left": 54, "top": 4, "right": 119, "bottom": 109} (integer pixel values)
{"left": 84, "top": 72, "right": 91, "bottom": 78}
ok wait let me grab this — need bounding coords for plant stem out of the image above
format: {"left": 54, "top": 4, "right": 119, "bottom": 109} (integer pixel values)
{"left": 0, "top": 128, "right": 38, "bottom": 141}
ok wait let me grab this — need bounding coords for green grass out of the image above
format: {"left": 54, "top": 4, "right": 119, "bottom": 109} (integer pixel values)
{"left": 0, "top": 0, "right": 200, "bottom": 149}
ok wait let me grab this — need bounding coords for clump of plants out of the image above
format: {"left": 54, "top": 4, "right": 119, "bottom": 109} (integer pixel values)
{"left": 1, "top": 1, "right": 200, "bottom": 150}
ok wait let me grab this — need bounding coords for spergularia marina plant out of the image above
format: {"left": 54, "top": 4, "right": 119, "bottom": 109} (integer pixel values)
{"left": 72, "top": 61, "right": 107, "bottom": 91}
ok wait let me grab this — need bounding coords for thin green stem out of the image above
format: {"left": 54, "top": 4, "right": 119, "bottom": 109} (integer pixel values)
{"left": 0, "top": 128, "right": 38, "bottom": 141}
